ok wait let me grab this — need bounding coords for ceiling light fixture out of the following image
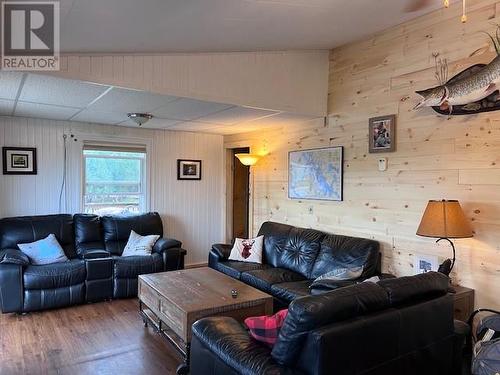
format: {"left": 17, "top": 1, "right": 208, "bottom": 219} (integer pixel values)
{"left": 127, "top": 113, "right": 153, "bottom": 126}
{"left": 443, "top": 0, "right": 467, "bottom": 23}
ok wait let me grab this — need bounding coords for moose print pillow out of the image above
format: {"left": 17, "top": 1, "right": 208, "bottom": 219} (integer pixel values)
{"left": 228, "top": 236, "right": 264, "bottom": 264}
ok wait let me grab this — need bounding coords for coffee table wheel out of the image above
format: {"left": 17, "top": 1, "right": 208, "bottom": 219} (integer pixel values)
{"left": 176, "top": 363, "right": 189, "bottom": 375}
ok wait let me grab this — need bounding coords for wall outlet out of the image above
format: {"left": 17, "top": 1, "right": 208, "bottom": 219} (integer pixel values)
{"left": 378, "top": 157, "right": 387, "bottom": 171}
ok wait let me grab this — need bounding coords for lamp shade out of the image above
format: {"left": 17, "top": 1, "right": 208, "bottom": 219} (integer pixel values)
{"left": 235, "top": 153, "right": 260, "bottom": 166}
{"left": 417, "top": 200, "right": 473, "bottom": 239}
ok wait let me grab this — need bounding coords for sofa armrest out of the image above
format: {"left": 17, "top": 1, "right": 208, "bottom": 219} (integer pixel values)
{"left": 153, "top": 237, "right": 183, "bottom": 253}
{"left": 0, "top": 248, "right": 30, "bottom": 266}
{"left": 79, "top": 249, "right": 111, "bottom": 260}
{"left": 161, "top": 247, "right": 187, "bottom": 271}
{"left": 211, "top": 244, "right": 232, "bottom": 260}
{"left": 0, "top": 264, "right": 24, "bottom": 313}
{"left": 191, "top": 317, "right": 295, "bottom": 375}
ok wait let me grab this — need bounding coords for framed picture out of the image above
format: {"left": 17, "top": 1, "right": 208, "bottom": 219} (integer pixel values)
{"left": 2, "top": 147, "right": 37, "bottom": 175}
{"left": 413, "top": 253, "right": 439, "bottom": 275}
{"left": 369, "top": 114, "right": 396, "bottom": 153}
{"left": 177, "top": 159, "right": 202, "bottom": 180}
{"left": 288, "top": 146, "right": 343, "bottom": 201}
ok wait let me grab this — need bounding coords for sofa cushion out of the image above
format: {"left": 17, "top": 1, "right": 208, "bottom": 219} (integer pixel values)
{"left": 23, "top": 259, "right": 86, "bottom": 290}
{"left": 112, "top": 253, "right": 163, "bottom": 278}
{"left": 240, "top": 268, "right": 306, "bottom": 294}
{"left": 378, "top": 271, "right": 449, "bottom": 306}
{"left": 310, "top": 234, "right": 380, "bottom": 280}
{"left": 18, "top": 234, "right": 69, "bottom": 265}
{"left": 74, "top": 214, "right": 104, "bottom": 256}
{"left": 258, "top": 221, "right": 294, "bottom": 267}
{"left": 214, "top": 260, "right": 271, "bottom": 280}
{"left": 270, "top": 280, "right": 312, "bottom": 302}
{"left": 0, "top": 214, "right": 77, "bottom": 259}
{"left": 271, "top": 282, "right": 390, "bottom": 366}
{"left": 102, "top": 212, "right": 163, "bottom": 255}
{"left": 245, "top": 309, "right": 288, "bottom": 347}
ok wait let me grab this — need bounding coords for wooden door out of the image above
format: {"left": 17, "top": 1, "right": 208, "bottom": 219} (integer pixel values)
{"left": 232, "top": 147, "right": 250, "bottom": 239}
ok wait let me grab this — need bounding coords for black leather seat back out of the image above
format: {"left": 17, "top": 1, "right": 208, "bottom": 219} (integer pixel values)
{"left": 310, "top": 234, "right": 380, "bottom": 279}
{"left": 271, "top": 282, "right": 390, "bottom": 366}
{"left": 258, "top": 222, "right": 325, "bottom": 278}
{"left": 0, "top": 214, "right": 77, "bottom": 258}
{"left": 296, "top": 294, "right": 455, "bottom": 375}
{"left": 101, "top": 212, "right": 163, "bottom": 255}
{"left": 74, "top": 214, "right": 105, "bottom": 255}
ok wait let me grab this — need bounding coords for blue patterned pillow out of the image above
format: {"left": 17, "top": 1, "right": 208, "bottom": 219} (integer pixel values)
{"left": 314, "top": 266, "right": 364, "bottom": 282}
{"left": 18, "top": 234, "right": 69, "bottom": 265}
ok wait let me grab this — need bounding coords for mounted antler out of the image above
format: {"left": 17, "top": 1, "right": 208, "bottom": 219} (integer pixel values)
{"left": 433, "top": 53, "right": 448, "bottom": 86}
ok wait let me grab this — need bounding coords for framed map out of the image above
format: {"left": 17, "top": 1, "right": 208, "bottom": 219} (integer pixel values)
{"left": 288, "top": 146, "right": 343, "bottom": 201}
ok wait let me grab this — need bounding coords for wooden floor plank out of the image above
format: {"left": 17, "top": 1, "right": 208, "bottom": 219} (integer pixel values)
{"left": 0, "top": 300, "right": 181, "bottom": 375}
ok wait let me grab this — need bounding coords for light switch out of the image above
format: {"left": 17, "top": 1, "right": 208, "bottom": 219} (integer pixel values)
{"left": 378, "top": 157, "right": 387, "bottom": 171}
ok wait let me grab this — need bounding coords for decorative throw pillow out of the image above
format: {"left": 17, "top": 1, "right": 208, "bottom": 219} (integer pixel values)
{"left": 18, "top": 234, "right": 69, "bottom": 265}
{"left": 122, "top": 230, "right": 160, "bottom": 257}
{"left": 245, "top": 309, "right": 288, "bottom": 347}
{"left": 228, "top": 236, "right": 264, "bottom": 264}
{"left": 314, "top": 265, "right": 364, "bottom": 283}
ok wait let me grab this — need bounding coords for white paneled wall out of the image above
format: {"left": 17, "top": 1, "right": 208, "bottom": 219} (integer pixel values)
{"left": 0, "top": 116, "right": 224, "bottom": 265}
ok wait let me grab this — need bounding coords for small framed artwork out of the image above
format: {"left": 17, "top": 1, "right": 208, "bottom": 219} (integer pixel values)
{"left": 413, "top": 253, "right": 439, "bottom": 275}
{"left": 288, "top": 146, "right": 343, "bottom": 201}
{"left": 177, "top": 159, "right": 202, "bottom": 180}
{"left": 2, "top": 147, "right": 37, "bottom": 175}
{"left": 369, "top": 114, "right": 396, "bottom": 153}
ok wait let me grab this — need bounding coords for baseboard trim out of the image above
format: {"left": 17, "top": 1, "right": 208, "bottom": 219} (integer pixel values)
{"left": 185, "top": 262, "right": 208, "bottom": 269}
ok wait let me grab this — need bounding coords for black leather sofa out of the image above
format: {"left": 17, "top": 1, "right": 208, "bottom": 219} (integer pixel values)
{"left": 209, "top": 221, "right": 384, "bottom": 308}
{"left": 0, "top": 212, "right": 186, "bottom": 313}
{"left": 191, "top": 272, "right": 467, "bottom": 375}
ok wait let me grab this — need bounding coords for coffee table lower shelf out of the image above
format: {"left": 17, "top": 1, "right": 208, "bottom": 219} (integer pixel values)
{"left": 139, "top": 301, "right": 190, "bottom": 375}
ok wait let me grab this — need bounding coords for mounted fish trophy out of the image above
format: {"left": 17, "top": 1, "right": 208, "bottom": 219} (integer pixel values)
{"left": 414, "top": 30, "right": 500, "bottom": 116}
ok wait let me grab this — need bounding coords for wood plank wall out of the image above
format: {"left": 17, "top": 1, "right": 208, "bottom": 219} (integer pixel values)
{"left": 225, "top": 0, "right": 500, "bottom": 309}
{"left": 0, "top": 116, "right": 225, "bottom": 265}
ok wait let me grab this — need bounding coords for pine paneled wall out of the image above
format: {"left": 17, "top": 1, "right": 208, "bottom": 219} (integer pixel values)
{"left": 225, "top": 0, "right": 500, "bottom": 309}
{"left": 0, "top": 117, "right": 224, "bottom": 265}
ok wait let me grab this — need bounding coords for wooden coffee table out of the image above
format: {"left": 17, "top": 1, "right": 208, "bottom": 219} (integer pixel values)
{"left": 138, "top": 267, "right": 273, "bottom": 374}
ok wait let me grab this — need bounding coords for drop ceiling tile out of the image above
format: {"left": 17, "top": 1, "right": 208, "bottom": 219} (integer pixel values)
{"left": 244, "top": 112, "right": 320, "bottom": 127}
{"left": 15, "top": 101, "right": 80, "bottom": 120}
{"left": 0, "top": 99, "right": 15, "bottom": 115}
{"left": 0, "top": 72, "right": 24, "bottom": 100}
{"left": 166, "top": 121, "right": 225, "bottom": 132}
{"left": 71, "top": 110, "right": 127, "bottom": 125}
{"left": 152, "top": 98, "right": 233, "bottom": 121}
{"left": 198, "top": 106, "right": 278, "bottom": 125}
{"left": 89, "top": 87, "right": 178, "bottom": 113}
{"left": 19, "top": 74, "right": 109, "bottom": 108}
{"left": 118, "top": 117, "right": 181, "bottom": 129}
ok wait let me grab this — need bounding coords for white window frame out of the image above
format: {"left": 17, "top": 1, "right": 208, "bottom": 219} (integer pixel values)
{"left": 77, "top": 135, "right": 152, "bottom": 214}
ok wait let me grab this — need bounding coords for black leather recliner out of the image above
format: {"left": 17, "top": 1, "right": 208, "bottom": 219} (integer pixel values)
{"left": 210, "top": 221, "right": 386, "bottom": 309}
{"left": 190, "top": 272, "right": 467, "bottom": 375}
{"left": 0, "top": 212, "right": 186, "bottom": 313}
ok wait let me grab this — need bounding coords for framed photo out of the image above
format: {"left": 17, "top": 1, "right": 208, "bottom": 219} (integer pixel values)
{"left": 2, "top": 147, "right": 37, "bottom": 175}
{"left": 177, "top": 159, "right": 202, "bottom": 180}
{"left": 369, "top": 114, "right": 396, "bottom": 153}
{"left": 288, "top": 146, "right": 343, "bottom": 201}
{"left": 413, "top": 253, "right": 439, "bottom": 275}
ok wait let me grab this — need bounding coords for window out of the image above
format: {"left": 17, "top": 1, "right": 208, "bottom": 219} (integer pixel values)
{"left": 83, "top": 145, "right": 147, "bottom": 215}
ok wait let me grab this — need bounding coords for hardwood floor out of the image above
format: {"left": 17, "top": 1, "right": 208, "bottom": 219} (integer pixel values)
{"left": 0, "top": 300, "right": 182, "bottom": 374}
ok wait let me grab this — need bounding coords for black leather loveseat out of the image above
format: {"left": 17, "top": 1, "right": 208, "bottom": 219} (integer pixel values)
{"left": 210, "top": 221, "right": 384, "bottom": 308}
{"left": 0, "top": 212, "right": 186, "bottom": 313}
{"left": 191, "top": 272, "right": 467, "bottom": 375}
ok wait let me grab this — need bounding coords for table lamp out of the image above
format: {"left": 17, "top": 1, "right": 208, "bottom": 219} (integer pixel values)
{"left": 416, "top": 200, "right": 473, "bottom": 276}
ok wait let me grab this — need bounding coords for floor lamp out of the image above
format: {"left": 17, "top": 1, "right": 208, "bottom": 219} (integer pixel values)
{"left": 235, "top": 153, "right": 260, "bottom": 237}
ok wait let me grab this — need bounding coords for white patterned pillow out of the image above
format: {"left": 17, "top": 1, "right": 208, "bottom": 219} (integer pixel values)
{"left": 18, "top": 234, "right": 69, "bottom": 265}
{"left": 228, "top": 236, "right": 264, "bottom": 264}
{"left": 122, "top": 230, "right": 160, "bottom": 257}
